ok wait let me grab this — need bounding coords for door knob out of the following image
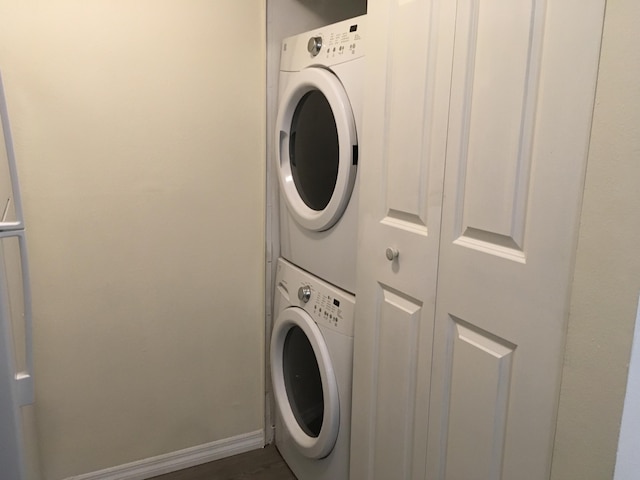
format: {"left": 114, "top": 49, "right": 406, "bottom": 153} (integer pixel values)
{"left": 385, "top": 247, "right": 399, "bottom": 261}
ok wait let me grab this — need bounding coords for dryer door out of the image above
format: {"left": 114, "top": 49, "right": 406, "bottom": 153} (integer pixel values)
{"left": 270, "top": 306, "right": 339, "bottom": 459}
{"left": 275, "top": 67, "right": 357, "bottom": 232}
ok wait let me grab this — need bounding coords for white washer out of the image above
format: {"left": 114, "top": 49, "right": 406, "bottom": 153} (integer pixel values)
{"left": 271, "top": 257, "right": 354, "bottom": 480}
{"left": 275, "top": 16, "right": 365, "bottom": 294}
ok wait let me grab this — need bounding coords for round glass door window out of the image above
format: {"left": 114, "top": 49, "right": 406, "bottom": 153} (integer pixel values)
{"left": 270, "top": 307, "right": 340, "bottom": 459}
{"left": 283, "top": 325, "right": 324, "bottom": 436}
{"left": 289, "top": 90, "right": 339, "bottom": 212}
{"left": 276, "top": 68, "right": 358, "bottom": 232}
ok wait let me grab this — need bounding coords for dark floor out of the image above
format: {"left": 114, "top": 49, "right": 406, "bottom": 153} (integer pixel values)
{"left": 149, "top": 444, "right": 297, "bottom": 480}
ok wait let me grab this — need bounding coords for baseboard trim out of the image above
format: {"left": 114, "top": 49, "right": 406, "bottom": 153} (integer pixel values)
{"left": 66, "top": 429, "right": 265, "bottom": 480}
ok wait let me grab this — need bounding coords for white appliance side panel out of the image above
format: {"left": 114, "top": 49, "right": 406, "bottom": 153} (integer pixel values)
{"left": 0, "top": 233, "right": 31, "bottom": 480}
{"left": 0, "top": 321, "right": 24, "bottom": 480}
{"left": 0, "top": 233, "right": 33, "bottom": 407}
{"left": 0, "top": 73, "right": 22, "bottom": 230}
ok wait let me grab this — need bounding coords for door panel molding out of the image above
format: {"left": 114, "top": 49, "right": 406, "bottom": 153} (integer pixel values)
{"left": 383, "top": 0, "right": 435, "bottom": 228}
{"left": 440, "top": 315, "right": 516, "bottom": 480}
{"left": 370, "top": 285, "right": 422, "bottom": 479}
{"left": 452, "top": 0, "right": 547, "bottom": 255}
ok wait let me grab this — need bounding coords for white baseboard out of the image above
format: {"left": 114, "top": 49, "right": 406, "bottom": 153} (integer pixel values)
{"left": 66, "top": 429, "right": 265, "bottom": 480}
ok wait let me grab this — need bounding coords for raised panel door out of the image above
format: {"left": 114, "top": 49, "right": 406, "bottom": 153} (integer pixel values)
{"left": 426, "top": 0, "right": 606, "bottom": 478}
{"left": 349, "top": 0, "right": 456, "bottom": 478}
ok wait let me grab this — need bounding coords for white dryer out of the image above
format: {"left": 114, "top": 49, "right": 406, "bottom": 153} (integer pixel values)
{"left": 271, "top": 258, "right": 354, "bottom": 480}
{"left": 275, "top": 16, "right": 365, "bottom": 294}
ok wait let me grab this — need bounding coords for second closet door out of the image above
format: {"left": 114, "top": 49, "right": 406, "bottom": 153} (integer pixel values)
{"left": 349, "top": 0, "right": 456, "bottom": 478}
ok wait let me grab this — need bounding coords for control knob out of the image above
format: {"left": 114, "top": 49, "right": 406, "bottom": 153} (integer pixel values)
{"left": 298, "top": 285, "right": 312, "bottom": 303}
{"left": 307, "top": 36, "right": 322, "bottom": 56}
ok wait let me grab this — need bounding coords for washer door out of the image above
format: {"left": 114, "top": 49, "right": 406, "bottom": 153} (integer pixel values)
{"left": 275, "top": 67, "right": 358, "bottom": 232}
{"left": 270, "top": 307, "right": 340, "bottom": 459}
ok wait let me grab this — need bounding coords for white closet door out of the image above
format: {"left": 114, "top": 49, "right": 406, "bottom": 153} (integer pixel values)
{"left": 426, "top": 1, "right": 606, "bottom": 479}
{"left": 352, "top": 0, "right": 606, "bottom": 479}
{"left": 350, "top": 0, "right": 456, "bottom": 478}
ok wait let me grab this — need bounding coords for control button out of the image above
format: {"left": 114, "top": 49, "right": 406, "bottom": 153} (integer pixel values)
{"left": 298, "top": 285, "right": 311, "bottom": 303}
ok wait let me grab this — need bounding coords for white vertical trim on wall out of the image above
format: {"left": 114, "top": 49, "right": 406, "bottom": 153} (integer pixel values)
{"left": 614, "top": 294, "right": 640, "bottom": 480}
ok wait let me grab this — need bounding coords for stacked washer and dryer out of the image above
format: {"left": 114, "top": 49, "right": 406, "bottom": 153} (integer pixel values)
{"left": 270, "top": 15, "right": 365, "bottom": 480}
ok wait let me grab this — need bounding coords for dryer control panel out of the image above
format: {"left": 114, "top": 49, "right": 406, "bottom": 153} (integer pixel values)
{"left": 320, "top": 20, "right": 364, "bottom": 62}
{"left": 280, "top": 14, "right": 366, "bottom": 72}
{"left": 275, "top": 258, "right": 355, "bottom": 337}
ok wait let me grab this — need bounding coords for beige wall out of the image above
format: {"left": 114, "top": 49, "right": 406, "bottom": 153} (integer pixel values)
{"left": 0, "top": 1, "right": 266, "bottom": 479}
{"left": 551, "top": 0, "right": 640, "bottom": 478}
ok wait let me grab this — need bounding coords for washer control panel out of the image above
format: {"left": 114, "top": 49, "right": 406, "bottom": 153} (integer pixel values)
{"left": 276, "top": 259, "right": 355, "bottom": 337}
